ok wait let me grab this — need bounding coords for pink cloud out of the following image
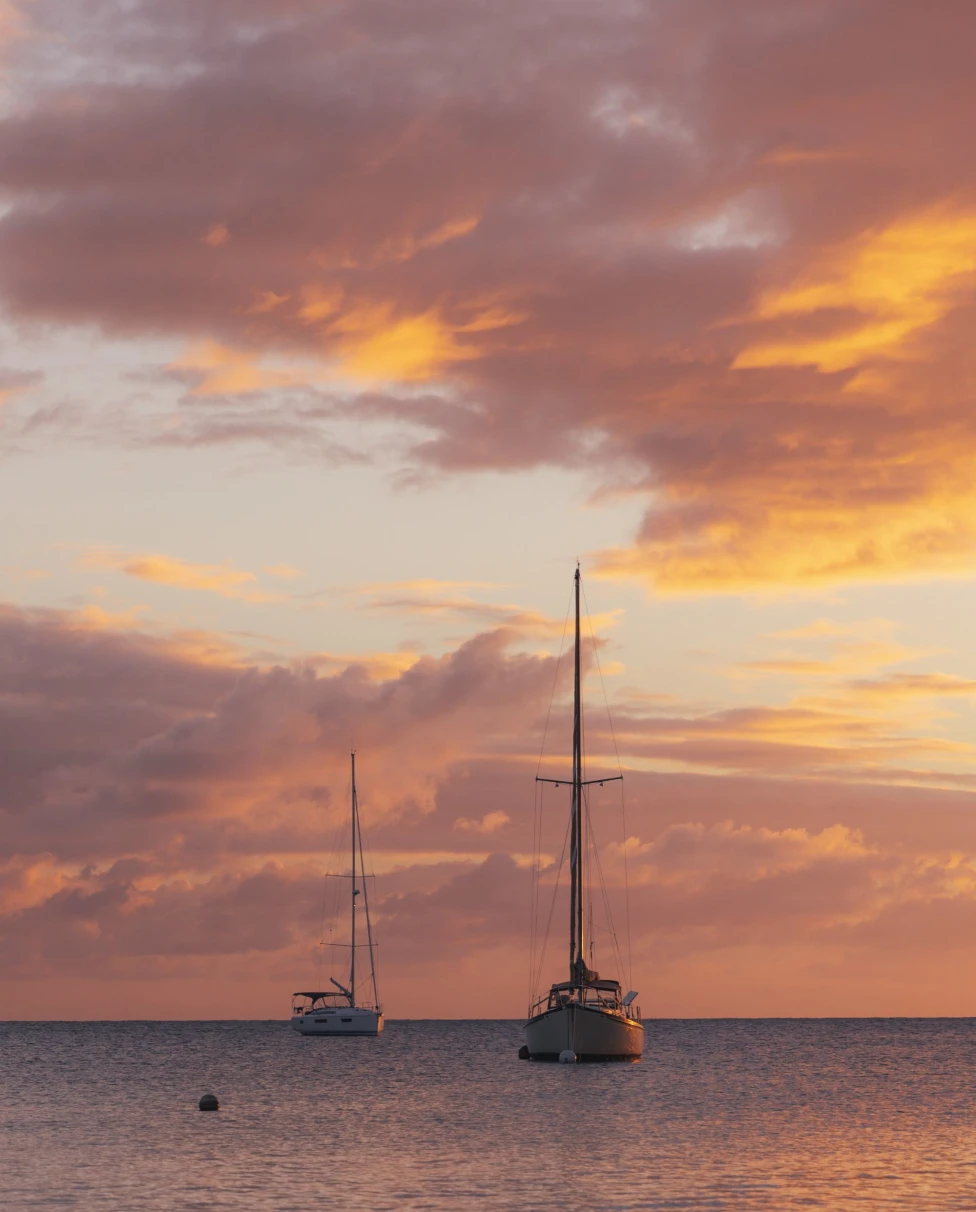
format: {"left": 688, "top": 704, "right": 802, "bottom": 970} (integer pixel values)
{"left": 4, "top": 2, "right": 976, "bottom": 586}
{"left": 2, "top": 604, "right": 976, "bottom": 1015}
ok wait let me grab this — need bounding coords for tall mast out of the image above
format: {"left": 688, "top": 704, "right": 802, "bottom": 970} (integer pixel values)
{"left": 569, "top": 564, "right": 584, "bottom": 983}
{"left": 349, "top": 751, "right": 357, "bottom": 1007}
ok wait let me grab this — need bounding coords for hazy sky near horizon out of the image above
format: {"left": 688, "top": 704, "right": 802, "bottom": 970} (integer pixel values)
{"left": 4, "top": 0, "right": 976, "bottom": 1018}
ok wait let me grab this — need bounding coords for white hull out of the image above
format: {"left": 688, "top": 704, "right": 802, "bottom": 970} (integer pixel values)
{"left": 525, "top": 1003, "right": 643, "bottom": 1060}
{"left": 292, "top": 1008, "right": 383, "bottom": 1036}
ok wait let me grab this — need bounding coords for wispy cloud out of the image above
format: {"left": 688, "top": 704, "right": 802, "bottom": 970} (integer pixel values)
{"left": 82, "top": 550, "right": 280, "bottom": 603}
{"left": 453, "top": 810, "right": 511, "bottom": 834}
{"left": 361, "top": 584, "right": 622, "bottom": 639}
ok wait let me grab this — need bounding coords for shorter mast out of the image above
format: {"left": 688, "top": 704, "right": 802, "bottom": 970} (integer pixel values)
{"left": 349, "top": 751, "right": 357, "bottom": 1006}
{"left": 356, "top": 793, "right": 380, "bottom": 1010}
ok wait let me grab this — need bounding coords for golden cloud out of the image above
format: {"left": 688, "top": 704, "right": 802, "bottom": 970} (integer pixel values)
{"left": 596, "top": 477, "right": 976, "bottom": 593}
{"left": 334, "top": 306, "right": 481, "bottom": 382}
{"left": 293, "top": 286, "right": 527, "bottom": 383}
{"left": 735, "top": 207, "right": 976, "bottom": 373}
{"left": 305, "top": 648, "right": 421, "bottom": 681}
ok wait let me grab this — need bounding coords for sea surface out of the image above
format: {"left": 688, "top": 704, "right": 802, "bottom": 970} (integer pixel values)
{"left": 3, "top": 1019, "right": 976, "bottom": 1210}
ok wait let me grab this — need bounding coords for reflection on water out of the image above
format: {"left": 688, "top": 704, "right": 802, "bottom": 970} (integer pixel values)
{"left": 3, "top": 1019, "right": 976, "bottom": 1210}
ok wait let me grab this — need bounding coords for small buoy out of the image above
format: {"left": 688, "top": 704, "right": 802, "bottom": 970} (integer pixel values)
{"left": 198, "top": 1093, "right": 219, "bottom": 1111}
{"left": 558, "top": 1049, "right": 577, "bottom": 1064}
{"left": 518, "top": 1045, "right": 530, "bottom": 1060}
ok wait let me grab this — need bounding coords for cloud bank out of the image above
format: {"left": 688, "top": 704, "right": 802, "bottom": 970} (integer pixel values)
{"left": 3, "top": 604, "right": 976, "bottom": 1017}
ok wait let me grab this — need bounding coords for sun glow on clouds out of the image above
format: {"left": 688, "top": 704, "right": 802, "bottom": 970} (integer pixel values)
{"left": 177, "top": 289, "right": 523, "bottom": 393}
{"left": 736, "top": 207, "right": 976, "bottom": 373}
{"left": 601, "top": 623, "right": 976, "bottom": 787}
{"left": 597, "top": 482, "right": 976, "bottom": 593}
{"left": 327, "top": 301, "right": 525, "bottom": 384}
{"left": 334, "top": 306, "right": 481, "bottom": 383}
{"left": 3, "top": 600, "right": 976, "bottom": 1014}
{"left": 11, "top": 0, "right": 976, "bottom": 1016}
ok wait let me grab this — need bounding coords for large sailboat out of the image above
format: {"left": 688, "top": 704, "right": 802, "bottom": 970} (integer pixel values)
{"left": 523, "top": 567, "right": 643, "bottom": 1062}
{"left": 291, "top": 753, "right": 383, "bottom": 1036}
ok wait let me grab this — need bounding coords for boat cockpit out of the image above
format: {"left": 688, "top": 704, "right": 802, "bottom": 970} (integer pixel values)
{"left": 291, "top": 990, "right": 351, "bottom": 1016}
{"left": 529, "top": 979, "right": 641, "bottom": 1020}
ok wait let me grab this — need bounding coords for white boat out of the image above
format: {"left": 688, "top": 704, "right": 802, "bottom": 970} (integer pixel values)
{"left": 292, "top": 753, "right": 384, "bottom": 1037}
{"left": 524, "top": 567, "right": 643, "bottom": 1062}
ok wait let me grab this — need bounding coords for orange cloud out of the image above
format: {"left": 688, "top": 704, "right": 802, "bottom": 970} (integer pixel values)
{"left": 735, "top": 207, "right": 976, "bottom": 373}
{"left": 596, "top": 476, "right": 976, "bottom": 593}
{"left": 293, "top": 288, "right": 526, "bottom": 383}
{"left": 306, "top": 648, "right": 421, "bottom": 681}
{"left": 170, "top": 341, "right": 298, "bottom": 396}
{"left": 330, "top": 301, "right": 525, "bottom": 384}
{"left": 83, "top": 549, "right": 276, "bottom": 602}
{"left": 335, "top": 306, "right": 480, "bottom": 382}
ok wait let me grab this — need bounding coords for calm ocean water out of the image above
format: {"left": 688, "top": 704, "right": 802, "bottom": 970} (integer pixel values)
{"left": 3, "top": 1019, "right": 976, "bottom": 1210}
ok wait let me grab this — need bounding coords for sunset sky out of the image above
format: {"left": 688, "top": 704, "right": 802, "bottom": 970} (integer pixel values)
{"left": 4, "top": 0, "right": 976, "bottom": 1019}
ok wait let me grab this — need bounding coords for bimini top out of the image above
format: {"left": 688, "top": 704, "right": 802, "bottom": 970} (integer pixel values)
{"left": 292, "top": 991, "right": 337, "bottom": 1000}
{"left": 550, "top": 978, "right": 621, "bottom": 993}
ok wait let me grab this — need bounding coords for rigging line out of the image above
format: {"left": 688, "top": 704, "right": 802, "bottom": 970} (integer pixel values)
{"left": 535, "top": 584, "right": 573, "bottom": 779}
{"left": 358, "top": 798, "right": 380, "bottom": 944}
{"left": 619, "top": 782, "right": 634, "bottom": 990}
{"left": 356, "top": 798, "right": 379, "bottom": 1010}
{"left": 581, "top": 576, "right": 635, "bottom": 989}
{"left": 531, "top": 780, "right": 546, "bottom": 1008}
{"left": 580, "top": 577, "right": 622, "bottom": 778}
{"left": 585, "top": 797, "right": 626, "bottom": 980}
{"left": 529, "top": 583, "right": 572, "bottom": 1008}
{"left": 533, "top": 805, "right": 572, "bottom": 1000}
{"left": 324, "top": 792, "right": 350, "bottom": 981}
{"left": 314, "top": 869, "right": 330, "bottom": 987}
{"left": 315, "top": 795, "right": 349, "bottom": 985}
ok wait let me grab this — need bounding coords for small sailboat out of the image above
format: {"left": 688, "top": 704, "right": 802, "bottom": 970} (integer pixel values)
{"left": 524, "top": 567, "right": 643, "bottom": 1061}
{"left": 291, "top": 752, "right": 383, "bottom": 1036}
